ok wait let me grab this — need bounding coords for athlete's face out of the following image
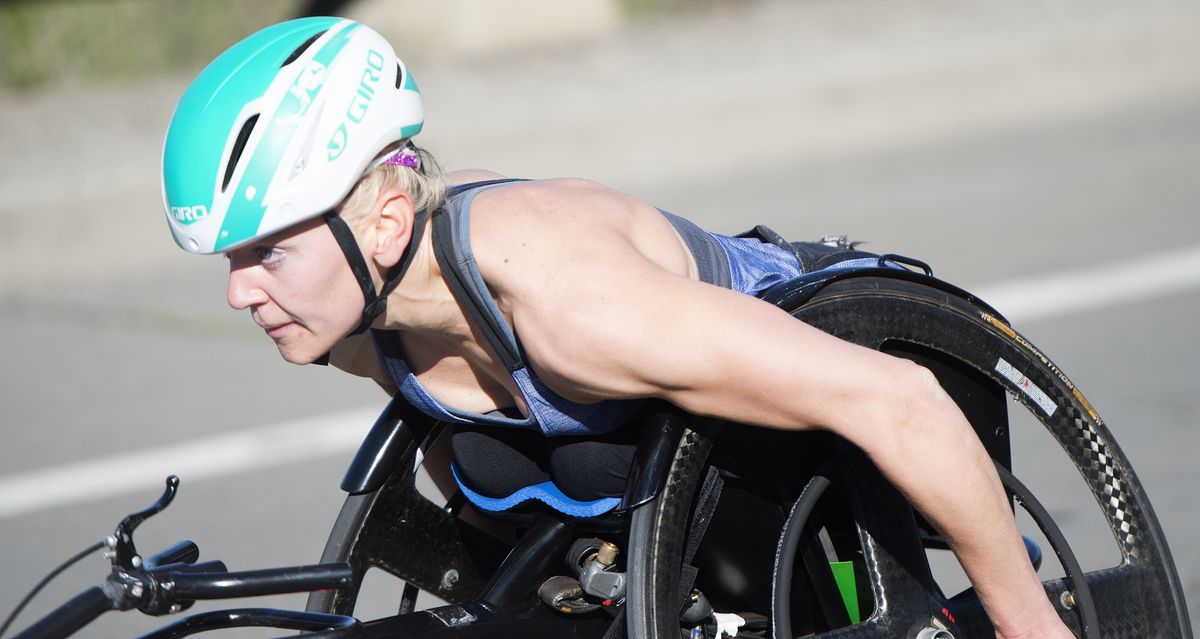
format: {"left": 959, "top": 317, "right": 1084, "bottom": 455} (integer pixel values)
{"left": 225, "top": 217, "right": 363, "bottom": 364}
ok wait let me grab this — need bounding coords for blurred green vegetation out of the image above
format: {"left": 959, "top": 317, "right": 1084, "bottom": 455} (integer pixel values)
{"left": 0, "top": 0, "right": 749, "bottom": 92}
{"left": 0, "top": 0, "right": 298, "bottom": 90}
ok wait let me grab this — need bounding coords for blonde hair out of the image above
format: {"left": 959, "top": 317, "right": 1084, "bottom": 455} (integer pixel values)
{"left": 339, "top": 144, "right": 446, "bottom": 229}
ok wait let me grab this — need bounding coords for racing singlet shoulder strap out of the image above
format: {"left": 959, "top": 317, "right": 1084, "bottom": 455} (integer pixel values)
{"left": 430, "top": 178, "right": 529, "bottom": 372}
{"left": 657, "top": 210, "right": 732, "bottom": 288}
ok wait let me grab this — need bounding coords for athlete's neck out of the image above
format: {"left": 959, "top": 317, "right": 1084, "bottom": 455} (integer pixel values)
{"left": 371, "top": 222, "right": 459, "bottom": 334}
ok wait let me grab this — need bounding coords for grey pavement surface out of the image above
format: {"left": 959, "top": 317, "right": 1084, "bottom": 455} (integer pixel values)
{"left": 2, "top": 0, "right": 1199, "bottom": 635}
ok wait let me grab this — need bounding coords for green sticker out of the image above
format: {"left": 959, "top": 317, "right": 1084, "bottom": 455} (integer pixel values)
{"left": 830, "top": 560, "right": 860, "bottom": 623}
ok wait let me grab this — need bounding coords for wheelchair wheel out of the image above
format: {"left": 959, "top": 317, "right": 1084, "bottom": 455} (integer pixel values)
{"left": 626, "top": 276, "right": 1191, "bottom": 639}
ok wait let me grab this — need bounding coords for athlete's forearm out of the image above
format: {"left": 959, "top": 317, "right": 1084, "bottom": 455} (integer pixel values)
{"left": 862, "top": 380, "right": 1072, "bottom": 637}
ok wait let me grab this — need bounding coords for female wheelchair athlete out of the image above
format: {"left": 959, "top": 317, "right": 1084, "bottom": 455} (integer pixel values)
{"left": 3, "top": 244, "right": 1191, "bottom": 639}
{"left": 299, "top": 245, "right": 1191, "bottom": 639}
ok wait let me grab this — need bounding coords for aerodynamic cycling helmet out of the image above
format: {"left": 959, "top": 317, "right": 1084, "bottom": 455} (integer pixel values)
{"left": 161, "top": 17, "right": 423, "bottom": 255}
{"left": 161, "top": 17, "right": 426, "bottom": 337}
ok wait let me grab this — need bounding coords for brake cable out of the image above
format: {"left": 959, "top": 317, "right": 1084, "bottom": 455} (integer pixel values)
{"left": 0, "top": 540, "right": 107, "bottom": 639}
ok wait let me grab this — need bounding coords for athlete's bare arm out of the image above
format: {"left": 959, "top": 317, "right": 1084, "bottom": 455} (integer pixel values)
{"left": 470, "top": 179, "right": 1072, "bottom": 639}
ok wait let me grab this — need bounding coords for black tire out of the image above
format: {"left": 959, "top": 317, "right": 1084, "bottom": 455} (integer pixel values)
{"left": 305, "top": 490, "right": 378, "bottom": 614}
{"left": 626, "top": 425, "right": 717, "bottom": 639}
{"left": 625, "top": 276, "right": 1190, "bottom": 639}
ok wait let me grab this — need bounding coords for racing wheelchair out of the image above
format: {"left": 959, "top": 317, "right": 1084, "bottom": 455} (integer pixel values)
{"left": 4, "top": 241, "right": 1191, "bottom": 639}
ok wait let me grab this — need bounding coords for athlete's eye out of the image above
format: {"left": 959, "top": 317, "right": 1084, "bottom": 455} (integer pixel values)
{"left": 255, "top": 246, "right": 283, "bottom": 265}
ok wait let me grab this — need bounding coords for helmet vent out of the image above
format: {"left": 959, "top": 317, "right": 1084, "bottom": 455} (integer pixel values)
{"left": 395, "top": 63, "right": 403, "bottom": 89}
{"left": 282, "top": 31, "right": 326, "bottom": 68}
{"left": 222, "top": 114, "right": 260, "bottom": 192}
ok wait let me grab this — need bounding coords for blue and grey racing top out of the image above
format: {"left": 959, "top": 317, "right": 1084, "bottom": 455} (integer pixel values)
{"left": 371, "top": 179, "right": 804, "bottom": 437}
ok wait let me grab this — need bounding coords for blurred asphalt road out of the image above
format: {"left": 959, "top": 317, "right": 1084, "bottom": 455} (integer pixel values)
{"left": 2, "top": 0, "right": 1198, "bottom": 635}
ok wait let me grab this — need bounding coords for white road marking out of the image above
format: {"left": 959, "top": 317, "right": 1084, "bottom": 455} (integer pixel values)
{"left": 0, "top": 409, "right": 377, "bottom": 519}
{"left": 975, "top": 243, "right": 1200, "bottom": 324}
{"left": 2, "top": 245, "right": 1199, "bottom": 519}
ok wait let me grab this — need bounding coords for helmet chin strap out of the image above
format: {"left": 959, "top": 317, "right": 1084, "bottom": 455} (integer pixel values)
{"left": 312, "top": 208, "right": 429, "bottom": 365}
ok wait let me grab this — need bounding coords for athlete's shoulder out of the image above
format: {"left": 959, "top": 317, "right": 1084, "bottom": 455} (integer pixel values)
{"left": 471, "top": 176, "right": 640, "bottom": 219}
{"left": 445, "top": 171, "right": 616, "bottom": 206}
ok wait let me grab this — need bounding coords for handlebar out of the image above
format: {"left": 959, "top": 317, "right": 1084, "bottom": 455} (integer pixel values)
{"left": 11, "top": 586, "right": 116, "bottom": 639}
{"left": 3, "top": 478, "right": 359, "bottom": 639}
{"left": 9, "top": 559, "right": 355, "bottom": 639}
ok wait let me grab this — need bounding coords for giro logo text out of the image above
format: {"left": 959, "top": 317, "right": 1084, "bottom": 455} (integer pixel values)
{"left": 327, "top": 49, "right": 385, "bottom": 161}
{"left": 171, "top": 204, "right": 209, "bottom": 225}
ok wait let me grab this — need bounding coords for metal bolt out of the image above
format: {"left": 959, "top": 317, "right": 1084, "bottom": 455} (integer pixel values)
{"left": 596, "top": 542, "right": 619, "bottom": 567}
{"left": 104, "top": 535, "right": 118, "bottom": 549}
{"left": 994, "top": 426, "right": 1006, "bottom": 438}
{"left": 130, "top": 583, "right": 144, "bottom": 599}
{"left": 1060, "top": 591, "right": 1077, "bottom": 610}
{"left": 441, "top": 569, "right": 460, "bottom": 590}
{"left": 169, "top": 604, "right": 182, "bottom": 614}
{"left": 915, "top": 629, "right": 954, "bottom": 639}
{"left": 131, "top": 555, "right": 142, "bottom": 569}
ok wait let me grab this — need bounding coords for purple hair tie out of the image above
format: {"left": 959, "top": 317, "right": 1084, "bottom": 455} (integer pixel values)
{"left": 383, "top": 148, "right": 420, "bottom": 168}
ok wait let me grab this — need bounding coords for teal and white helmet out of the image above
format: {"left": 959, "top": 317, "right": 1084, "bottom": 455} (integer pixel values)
{"left": 162, "top": 17, "right": 424, "bottom": 254}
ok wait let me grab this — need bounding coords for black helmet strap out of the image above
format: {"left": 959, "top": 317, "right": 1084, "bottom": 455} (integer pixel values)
{"left": 324, "top": 207, "right": 429, "bottom": 338}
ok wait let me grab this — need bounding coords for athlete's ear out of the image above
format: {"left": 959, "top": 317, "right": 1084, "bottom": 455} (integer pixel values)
{"left": 373, "top": 186, "right": 415, "bottom": 269}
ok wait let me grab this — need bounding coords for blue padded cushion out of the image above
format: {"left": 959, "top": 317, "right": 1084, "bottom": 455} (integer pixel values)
{"left": 450, "top": 463, "right": 621, "bottom": 518}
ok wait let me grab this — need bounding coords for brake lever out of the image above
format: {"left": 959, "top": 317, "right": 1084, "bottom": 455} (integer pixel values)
{"left": 111, "top": 476, "right": 180, "bottom": 572}
{"left": 92, "top": 476, "right": 199, "bottom": 615}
